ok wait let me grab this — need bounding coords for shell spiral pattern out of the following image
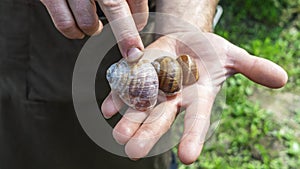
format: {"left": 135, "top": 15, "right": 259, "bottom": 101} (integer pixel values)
{"left": 106, "top": 59, "right": 159, "bottom": 111}
{"left": 176, "top": 54, "right": 199, "bottom": 85}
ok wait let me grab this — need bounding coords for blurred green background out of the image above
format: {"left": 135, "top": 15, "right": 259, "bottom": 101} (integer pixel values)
{"left": 177, "top": 0, "right": 300, "bottom": 168}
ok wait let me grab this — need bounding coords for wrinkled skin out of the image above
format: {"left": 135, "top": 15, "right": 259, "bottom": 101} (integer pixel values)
{"left": 102, "top": 31, "right": 288, "bottom": 164}
{"left": 41, "top": 0, "right": 148, "bottom": 58}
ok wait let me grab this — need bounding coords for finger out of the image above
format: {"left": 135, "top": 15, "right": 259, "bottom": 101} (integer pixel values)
{"left": 126, "top": 0, "right": 149, "bottom": 31}
{"left": 97, "top": 0, "right": 144, "bottom": 61}
{"left": 41, "top": 0, "right": 85, "bottom": 39}
{"left": 125, "top": 100, "right": 179, "bottom": 159}
{"left": 101, "top": 92, "right": 124, "bottom": 119}
{"left": 113, "top": 108, "right": 149, "bottom": 145}
{"left": 178, "top": 95, "right": 214, "bottom": 165}
{"left": 228, "top": 44, "right": 288, "bottom": 88}
{"left": 67, "top": 0, "right": 103, "bottom": 36}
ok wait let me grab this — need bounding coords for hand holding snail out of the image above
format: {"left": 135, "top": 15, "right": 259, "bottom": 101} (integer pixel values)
{"left": 102, "top": 32, "right": 287, "bottom": 164}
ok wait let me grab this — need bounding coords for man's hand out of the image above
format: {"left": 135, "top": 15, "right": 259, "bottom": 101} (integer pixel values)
{"left": 100, "top": 0, "right": 287, "bottom": 165}
{"left": 101, "top": 32, "right": 287, "bottom": 164}
{"left": 41, "top": 0, "right": 148, "bottom": 60}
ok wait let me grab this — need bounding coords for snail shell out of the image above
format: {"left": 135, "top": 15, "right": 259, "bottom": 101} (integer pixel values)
{"left": 176, "top": 54, "right": 199, "bottom": 85}
{"left": 152, "top": 56, "right": 183, "bottom": 96}
{"left": 106, "top": 59, "right": 159, "bottom": 111}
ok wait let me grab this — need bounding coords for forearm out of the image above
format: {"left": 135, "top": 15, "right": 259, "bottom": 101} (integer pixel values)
{"left": 155, "top": 0, "right": 219, "bottom": 32}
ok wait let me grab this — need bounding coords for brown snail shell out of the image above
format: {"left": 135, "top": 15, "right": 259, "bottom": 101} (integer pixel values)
{"left": 176, "top": 54, "right": 199, "bottom": 85}
{"left": 152, "top": 56, "right": 183, "bottom": 96}
{"left": 106, "top": 59, "right": 159, "bottom": 111}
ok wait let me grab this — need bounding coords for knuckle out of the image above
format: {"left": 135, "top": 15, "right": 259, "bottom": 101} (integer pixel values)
{"left": 115, "top": 123, "right": 133, "bottom": 137}
{"left": 77, "top": 20, "right": 98, "bottom": 34}
{"left": 112, "top": 129, "right": 130, "bottom": 144}
{"left": 55, "top": 20, "right": 76, "bottom": 33}
{"left": 141, "top": 125, "right": 157, "bottom": 137}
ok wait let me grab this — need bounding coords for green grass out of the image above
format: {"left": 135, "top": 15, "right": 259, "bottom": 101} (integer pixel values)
{"left": 177, "top": 0, "right": 300, "bottom": 168}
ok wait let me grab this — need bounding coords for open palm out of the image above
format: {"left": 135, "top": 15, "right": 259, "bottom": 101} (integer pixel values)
{"left": 102, "top": 32, "right": 287, "bottom": 164}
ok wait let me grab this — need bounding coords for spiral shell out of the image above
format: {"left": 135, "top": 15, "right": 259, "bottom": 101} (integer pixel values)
{"left": 152, "top": 56, "right": 183, "bottom": 96}
{"left": 176, "top": 54, "right": 199, "bottom": 85}
{"left": 106, "top": 59, "right": 159, "bottom": 111}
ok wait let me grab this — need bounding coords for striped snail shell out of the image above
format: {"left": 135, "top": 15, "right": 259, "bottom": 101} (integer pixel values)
{"left": 151, "top": 56, "right": 183, "bottom": 96}
{"left": 106, "top": 59, "right": 159, "bottom": 111}
{"left": 176, "top": 54, "right": 199, "bottom": 85}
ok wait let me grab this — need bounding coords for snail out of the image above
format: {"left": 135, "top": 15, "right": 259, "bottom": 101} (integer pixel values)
{"left": 106, "top": 59, "right": 159, "bottom": 111}
{"left": 176, "top": 54, "right": 199, "bottom": 85}
{"left": 151, "top": 56, "right": 183, "bottom": 96}
{"left": 106, "top": 54, "right": 199, "bottom": 111}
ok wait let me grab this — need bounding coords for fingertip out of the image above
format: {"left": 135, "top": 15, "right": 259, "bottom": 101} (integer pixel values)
{"left": 101, "top": 105, "right": 115, "bottom": 119}
{"left": 101, "top": 104, "right": 113, "bottom": 119}
{"left": 101, "top": 94, "right": 119, "bottom": 119}
{"left": 125, "top": 139, "right": 149, "bottom": 159}
{"left": 92, "top": 20, "right": 104, "bottom": 36}
{"left": 253, "top": 58, "right": 289, "bottom": 89}
{"left": 178, "top": 141, "right": 203, "bottom": 165}
{"left": 276, "top": 66, "right": 288, "bottom": 88}
{"left": 283, "top": 72, "right": 288, "bottom": 86}
{"left": 118, "top": 36, "right": 144, "bottom": 58}
{"left": 231, "top": 46, "right": 289, "bottom": 89}
{"left": 113, "top": 122, "right": 135, "bottom": 145}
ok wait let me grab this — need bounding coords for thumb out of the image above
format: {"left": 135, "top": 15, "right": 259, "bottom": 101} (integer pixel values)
{"left": 228, "top": 44, "right": 288, "bottom": 88}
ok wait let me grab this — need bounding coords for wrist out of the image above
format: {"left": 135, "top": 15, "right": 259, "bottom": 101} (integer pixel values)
{"left": 155, "top": 0, "right": 219, "bottom": 33}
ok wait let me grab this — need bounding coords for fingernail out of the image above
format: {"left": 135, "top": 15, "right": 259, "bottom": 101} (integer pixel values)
{"left": 130, "top": 158, "right": 139, "bottom": 161}
{"left": 102, "top": 113, "right": 111, "bottom": 119}
{"left": 126, "top": 48, "right": 143, "bottom": 63}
